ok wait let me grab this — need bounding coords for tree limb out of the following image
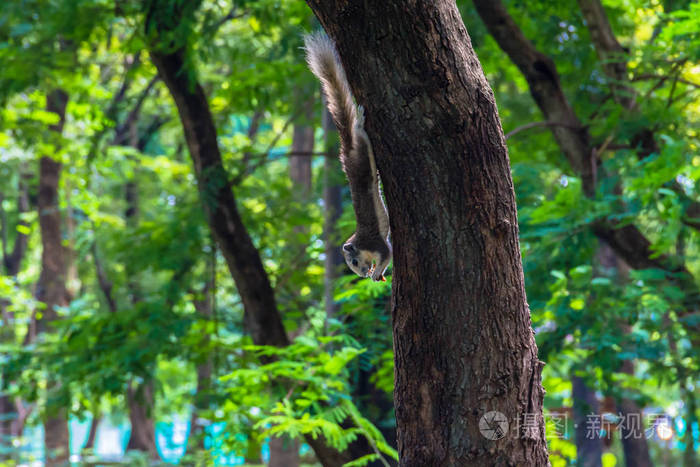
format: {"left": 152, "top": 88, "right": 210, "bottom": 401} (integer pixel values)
{"left": 473, "top": 0, "right": 596, "bottom": 196}
{"left": 505, "top": 121, "right": 583, "bottom": 140}
{"left": 474, "top": 0, "right": 700, "bottom": 322}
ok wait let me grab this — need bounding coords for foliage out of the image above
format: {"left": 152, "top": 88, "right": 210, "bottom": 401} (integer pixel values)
{"left": 0, "top": 0, "right": 698, "bottom": 465}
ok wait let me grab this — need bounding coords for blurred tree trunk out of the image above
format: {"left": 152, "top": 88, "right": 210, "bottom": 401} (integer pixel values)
{"left": 322, "top": 108, "right": 344, "bottom": 321}
{"left": 571, "top": 376, "right": 603, "bottom": 467}
{"left": 679, "top": 390, "right": 699, "bottom": 467}
{"left": 1, "top": 177, "right": 29, "bottom": 277}
{"left": 289, "top": 121, "right": 313, "bottom": 198}
{"left": 35, "top": 89, "right": 70, "bottom": 467}
{"left": 268, "top": 116, "right": 314, "bottom": 467}
{"left": 149, "top": 48, "right": 289, "bottom": 349}
{"left": 306, "top": 1, "right": 549, "bottom": 465}
{"left": 0, "top": 177, "right": 30, "bottom": 455}
{"left": 268, "top": 436, "right": 300, "bottom": 467}
{"left": 122, "top": 129, "right": 159, "bottom": 459}
{"left": 84, "top": 412, "right": 99, "bottom": 450}
{"left": 616, "top": 362, "right": 652, "bottom": 467}
{"left": 594, "top": 244, "right": 653, "bottom": 467}
{"left": 190, "top": 266, "right": 214, "bottom": 451}
{"left": 113, "top": 121, "right": 158, "bottom": 459}
{"left": 126, "top": 382, "right": 157, "bottom": 458}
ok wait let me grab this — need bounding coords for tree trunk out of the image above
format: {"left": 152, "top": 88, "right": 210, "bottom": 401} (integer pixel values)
{"left": 126, "top": 382, "right": 158, "bottom": 458}
{"left": 0, "top": 393, "right": 14, "bottom": 459}
{"left": 680, "top": 388, "right": 699, "bottom": 467}
{"left": 84, "top": 413, "right": 99, "bottom": 450}
{"left": 289, "top": 121, "right": 313, "bottom": 198}
{"left": 2, "top": 176, "right": 29, "bottom": 277}
{"left": 322, "top": 109, "right": 345, "bottom": 320}
{"left": 35, "top": 89, "right": 71, "bottom": 467}
{"left": 306, "top": 2, "right": 549, "bottom": 465}
{"left": 593, "top": 244, "right": 653, "bottom": 467}
{"left": 571, "top": 376, "right": 603, "bottom": 467}
{"left": 149, "top": 48, "right": 289, "bottom": 349}
{"left": 190, "top": 273, "right": 214, "bottom": 451}
{"left": 615, "top": 361, "right": 652, "bottom": 467}
{"left": 0, "top": 177, "right": 30, "bottom": 457}
{"left": 269, "top": 436, "right": 300, "bottom": 467}
{"left": 123, "top": 153, "right": 158, "bottom": 459}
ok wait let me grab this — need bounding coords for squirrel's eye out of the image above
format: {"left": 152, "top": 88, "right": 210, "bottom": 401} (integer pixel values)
{"left": 352, "top": 259, "right": 358, "bottom": 266}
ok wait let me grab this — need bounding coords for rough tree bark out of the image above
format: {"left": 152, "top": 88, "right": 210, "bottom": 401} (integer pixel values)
{"left": 306, "top": 1, "right": 549, "bottom": 465}
{"left": 36, "top": 89, "right": 71, "bottom": 467}
{"left": 147, "top": 10, "right": 374, "bottom": 462}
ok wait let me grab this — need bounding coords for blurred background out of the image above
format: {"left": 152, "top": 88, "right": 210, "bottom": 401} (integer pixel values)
{"left": 0, "top": 0, "right": 698, "bottom": 466}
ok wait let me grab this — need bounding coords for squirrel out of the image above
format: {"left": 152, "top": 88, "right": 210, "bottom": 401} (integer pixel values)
{"left": 304, "top": 32, "right": 391, "bottom": 282}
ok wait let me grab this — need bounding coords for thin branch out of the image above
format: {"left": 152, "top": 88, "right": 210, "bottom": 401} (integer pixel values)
{"left": 204, "top": 6, "right": 249, "bottom": 35}
{"left": 112, "top": 75, "right": 160, "bottom": 146}
{"left": 631, "top": 74, "right": 700, "bottom": 89}
{"left": 238, "top": 109, "right": 265, "bottom": 175}
{"left": 91, "top": 240, "right": 117, "bottom": 314}
{"left": 505, "top": 121, "right": 583, "bottom": 140}
{"left": 0, "top": 192, "right": 7, "bottom": 266}
{"left": 2, "top": 177, "right": 30, "bottom": 276}
{"left": 105, "top": 54, "right": 141, "bottom": 119}
{"left": 246, "top": 151, "right": 327, "bottom": 159}
{"left": 232, "top": 110, "right": 303, "bottom": 185}
{"left": 137, "top": 115, "right": 170, "bottom": 151}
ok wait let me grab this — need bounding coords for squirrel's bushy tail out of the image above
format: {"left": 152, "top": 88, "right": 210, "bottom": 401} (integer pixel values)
{"left": 303, "top": 32, "right": 356, "bottom": 155}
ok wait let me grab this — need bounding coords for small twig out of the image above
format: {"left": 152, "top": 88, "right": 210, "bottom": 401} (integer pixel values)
{"left": 91, "top": 238, "right": 117, "bottom": 314}
{"left": 232, "top": 109, "right": 304, "bottom": 185}
{"left": 668, "top": 89, "right": 698, "bottom": 107}
{"left": 505, "top": 121, "right": 582, "bottom": 140}
{"left": 112, "top": 75, "right": 160, "bottom": 145}
{"left": 238, "top": 110, "right": 265, "bottom": 175}
{"left": 205, "top": 6, "right": 249, "bottom": 35}
{"left": 246, "top": 151, "right": 327, "bottom": 160}
{"left": 596, "top": 134, "right": 615, "bottom": 155}
{"left": 586, "top": 93, "right": 613, "bottom": 122}
{"left": 631, "top": 74, "right": 700, "bottom": 89}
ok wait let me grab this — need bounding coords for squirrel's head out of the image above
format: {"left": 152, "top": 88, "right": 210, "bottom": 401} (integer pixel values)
{"left": 342, "top": 242, "right": 374, "bottom": 278}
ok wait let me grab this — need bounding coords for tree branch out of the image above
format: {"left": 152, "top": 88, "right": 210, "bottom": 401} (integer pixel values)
{"left": 112, "top": 75, "right": 160, "bottom": 146}
{"left": 474, "top": 0, "right": 700, "bottom": 324}
{"left": 91, "top": 239, "right": 117, "bottom": 314}
{"left": 232, "top": 109, "right": 303, "bottom": 185}
{"left": 505, "top": 121, "right": 583, "bottom": 140}
{"left": 473, "top": 0, "right": 596, "bottom": 196}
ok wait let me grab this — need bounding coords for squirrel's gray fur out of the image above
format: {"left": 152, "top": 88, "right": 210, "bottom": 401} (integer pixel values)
{"left": 304, "top": 32, "right": 391, "bottom": 281}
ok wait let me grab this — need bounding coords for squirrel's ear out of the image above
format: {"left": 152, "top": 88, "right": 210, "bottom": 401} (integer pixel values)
{"left": 343, "top": 243, "right": 355, "bottom": 253}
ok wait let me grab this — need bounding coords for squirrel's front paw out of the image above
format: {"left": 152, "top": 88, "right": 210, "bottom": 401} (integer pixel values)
{"left": 371, "top": 269, "right": 385, "bottom": 282}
